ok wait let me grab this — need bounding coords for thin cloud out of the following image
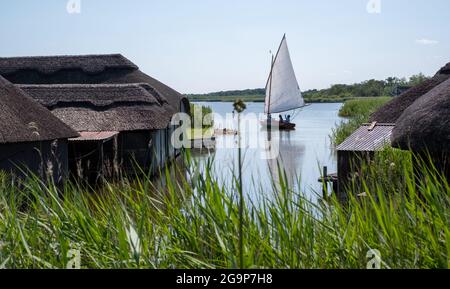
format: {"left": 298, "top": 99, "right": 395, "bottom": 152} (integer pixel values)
{"left": 416, "top": 38, "right": 439, "bottom": 45}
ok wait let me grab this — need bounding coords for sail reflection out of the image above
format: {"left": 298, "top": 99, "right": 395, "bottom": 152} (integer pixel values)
{"left": 265, "top": 131, "right": 305, "bottom": 190}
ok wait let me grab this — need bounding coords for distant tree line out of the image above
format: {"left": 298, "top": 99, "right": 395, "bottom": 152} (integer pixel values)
{"left": 303, "top": 73, "right": 429, "bottom": 100}
{"left": 187, "top": 73, "right": 430, "bottom": 102}
{"left": 188, "top": 88, "right": 265, "bottom": 98}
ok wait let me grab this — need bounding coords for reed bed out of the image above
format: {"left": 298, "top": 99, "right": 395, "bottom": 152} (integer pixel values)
{"left": 0, "top": 150, "right": 448, "bottom": 269}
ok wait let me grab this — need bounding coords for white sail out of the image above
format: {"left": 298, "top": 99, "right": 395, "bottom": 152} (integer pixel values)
{"left": 265, "top": 36, "right": 304, "bottom": 114}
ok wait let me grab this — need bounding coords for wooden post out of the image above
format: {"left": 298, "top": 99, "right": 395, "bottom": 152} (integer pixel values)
{"left": 238, "top": 112, "right": 244, "bottom": 269}
{"left": 233, "top": 99, "right": 246, "bottom": 270}
{"left": 113, "top": 135, "right": 119, "bottom": 178}
{"left": 322, "top": 166, "right": 328, "bottom": 200}
{"left": 98, "top": 141, "right": 104, "bottom": 183}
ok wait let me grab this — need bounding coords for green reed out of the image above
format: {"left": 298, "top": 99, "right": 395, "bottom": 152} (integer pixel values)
{"left": 0, "top": 149, "right": 448, "bottom": 269}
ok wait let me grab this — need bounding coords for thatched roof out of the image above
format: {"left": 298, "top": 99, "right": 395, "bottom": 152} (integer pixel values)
{"left": 20, "top": 83, "right": 168, "bottom": 108}
{"left": 438, "top": 62, "right": 450, "bottom": 74}
{"left": 20, "top": 84, "right": 173, "bottom": 132}
{"left": 0, "top": 54, "right": 186, "bottom": 112}
{"left": 370, "top": 62, "right": 450, "bottom": 123}
{"left": 391, "top": 78, "right": 450, "bottom": 152}
{"left": 0, "top": 76, "right": 78, "bottom": 144}
{"left": 101, "top": 69, "right": 185, "bottom": 113}
{"left": 0, "top": 54, "right": 137, "bottom": 75}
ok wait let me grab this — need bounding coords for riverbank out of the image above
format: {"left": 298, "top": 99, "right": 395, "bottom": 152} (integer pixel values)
{"left": 187, "top": 73, "right": 429, "bottom": 104}
{"left": 188, "top": 95, "right": 365, "bottom": 103}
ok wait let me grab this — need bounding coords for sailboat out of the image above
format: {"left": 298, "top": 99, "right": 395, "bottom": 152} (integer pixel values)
{"left": 261, "top": 35, "right": 306, "bottom": 130}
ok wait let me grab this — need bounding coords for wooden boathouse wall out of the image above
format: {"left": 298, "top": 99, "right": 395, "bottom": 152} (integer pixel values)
{"left": 0, "top": 140, "right": 70, "bottom": 183}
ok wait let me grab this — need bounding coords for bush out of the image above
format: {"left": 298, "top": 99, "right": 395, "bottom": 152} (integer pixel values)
{"left": 190, "top": 104, "right": 213, "bottom": 129}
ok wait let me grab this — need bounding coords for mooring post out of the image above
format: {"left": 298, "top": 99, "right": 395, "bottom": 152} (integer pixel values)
{"left": 322, "top": 166, "right": 328, "bottom": 200}
{"left": 233, "top": 99, "right": 246, "bottom": 269}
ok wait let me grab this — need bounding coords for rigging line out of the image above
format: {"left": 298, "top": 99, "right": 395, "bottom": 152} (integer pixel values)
{"left": 264, "top": 34, "right": 286, "bottom": 89}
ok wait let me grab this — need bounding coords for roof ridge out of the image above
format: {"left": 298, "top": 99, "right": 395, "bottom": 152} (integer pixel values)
{"left": 18, "top": 83, "right": 152, "bottom": 89}
{"left": 0, "top": 76, "right": 79, "bottom": 143}
{"left": 0, "top": 53, "right": 125, "bottom": 59}
{"left": 0, "top": 54, "right": 138, "bottom": 75}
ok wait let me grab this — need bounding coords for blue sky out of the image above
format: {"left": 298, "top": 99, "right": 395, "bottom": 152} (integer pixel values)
{"left": 0, "top": 0, "right": 449, "bottom": 93}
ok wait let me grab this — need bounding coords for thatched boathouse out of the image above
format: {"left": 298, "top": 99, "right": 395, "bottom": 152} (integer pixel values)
{"left": 0, "top": 54, "right": 190, "bottom": 181}
{"left": 391, "top": 77, "right": 450, "bottom": 181}
{"left": 333, "top": 61, "right": 450, "bottom": 197}
{"left": 0, "top": 76, "right": 79, "bottom": 182}
{"left": 20, "top": 83, "right": 176, "bottom": 180}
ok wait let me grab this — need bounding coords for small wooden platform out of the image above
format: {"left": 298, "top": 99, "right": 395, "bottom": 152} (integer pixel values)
{"left": 214, "top": 128, "right": 238, "bottom": 136}
{"left": 318, "top": 171, "right": 338, "bottom": 199}
{"left": 317, "top": 173, "right": 338, "bottom": 183}
{"left": 191, "top": 137, "right": 216, "bottom": 150}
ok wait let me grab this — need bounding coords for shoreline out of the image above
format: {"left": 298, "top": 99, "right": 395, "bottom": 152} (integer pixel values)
{"left": 189, "top": 99, "right": 347, "bottom": 104}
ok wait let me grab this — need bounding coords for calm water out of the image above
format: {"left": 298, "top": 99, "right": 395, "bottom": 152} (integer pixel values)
{"left": 192, "top": 102, "right": 344, "bottom": 201}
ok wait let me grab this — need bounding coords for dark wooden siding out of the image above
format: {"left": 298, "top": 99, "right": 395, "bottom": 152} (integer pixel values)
{"left": 119, "top": 131, "right": 153, "bottom": 174}
{"left": 337, "top": 151, "right": 374, "bottom": 201}
{"left": 67, "top": 128, "right": 178, "bottom": 181}
{"left": 68, "top": 138, "right": 117, "bottom": 183}
{"left": 118, "top": 129, "right": 174, "bottom": 176}
{"left": 0, "top": 139, "right": 69, "bottom": 184}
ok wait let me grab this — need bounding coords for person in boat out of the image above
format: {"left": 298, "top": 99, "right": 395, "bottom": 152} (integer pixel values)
{"left": 286, "top": 115, "right": 291, "bottom": 123}
{"left": 279, "top": 115, "right": 284, "bottom": 124}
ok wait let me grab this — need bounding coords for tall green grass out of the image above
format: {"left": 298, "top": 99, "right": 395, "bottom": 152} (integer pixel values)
{"left": 332, "top": 97, "right": 391, "bottom": 145}
{"left": 0, "top": 150, "right": 448, "bottom": 269}
{"left": 338, "top": 97, "right": 391, "bottom": 118}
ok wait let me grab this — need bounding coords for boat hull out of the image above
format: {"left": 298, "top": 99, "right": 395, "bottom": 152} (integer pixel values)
{"left": 260, "top": 120, "right": 296, "bottom": 131}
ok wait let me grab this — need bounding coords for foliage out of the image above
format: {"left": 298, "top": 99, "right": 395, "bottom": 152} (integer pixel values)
{"left": 190, "top": 104, "right": 214, "bottom": 129}
{"left": 187, "top": 74, "right": 430, "bottom": 103}
{"left": 338, "top": 97, "right": 392, "bottom": 118}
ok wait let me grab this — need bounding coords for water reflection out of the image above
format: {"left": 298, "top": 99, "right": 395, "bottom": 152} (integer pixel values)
{"left": 266, "top": 131, "right": 305, "bottom": 191}
{"left": 192, "top": 102, "right": 344, "bottom": 202}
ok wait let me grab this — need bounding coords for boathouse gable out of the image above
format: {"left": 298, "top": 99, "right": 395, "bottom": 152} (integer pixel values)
{"left": 0, "top": 76, "right": 78, "bottom": 182}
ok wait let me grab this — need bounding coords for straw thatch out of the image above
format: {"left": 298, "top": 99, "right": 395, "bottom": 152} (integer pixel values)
{"left": 0, "top": 54, "right": 137, "bottom": 75}
{"left": 437, "top": 62, "right": 450, "bottom": 74}
{"left": 0, "top": 54, "right": 186, "bottom": 112}
{"left": 0, "top": 76, "right": 78, "bottom": 144}
{"left": 101, "top": 69, "right": 185, "bottom": 113}
{"left": 19, "top": 83, "right": 168, "bottom": 108}
{"left": 370, "top": 62, "right": 450, "bottom": 123}
{"left": 391, "top": 77, "right": 450, "bottom": 152}
{"left": 20, "top": 83, "right": 173, "bottom": 132}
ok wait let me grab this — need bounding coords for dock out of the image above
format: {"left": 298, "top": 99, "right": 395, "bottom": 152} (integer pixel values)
{"left": 191, "top": 136, "right": 216, "bottom": 150}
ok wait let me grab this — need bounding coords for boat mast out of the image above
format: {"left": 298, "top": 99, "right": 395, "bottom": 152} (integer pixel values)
{"left": 266, "top": 34, "right": 286, "bottom": 117}
{"left": 267, "top": 54, "right": 274, "bottom": 117}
